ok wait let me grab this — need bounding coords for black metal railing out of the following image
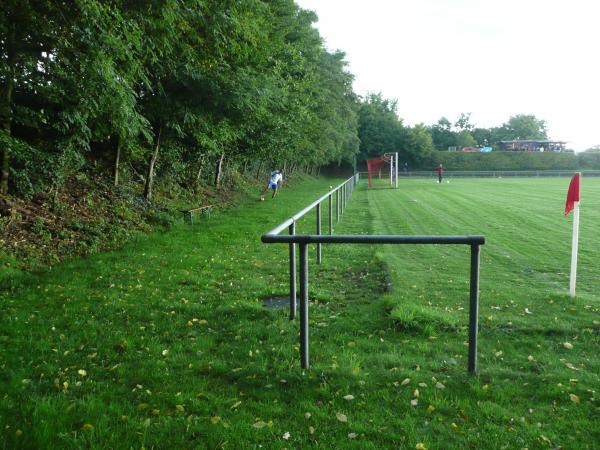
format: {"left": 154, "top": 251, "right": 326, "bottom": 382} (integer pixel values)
{"left": 261, "top": 174, "right": 485, "bottom": 374}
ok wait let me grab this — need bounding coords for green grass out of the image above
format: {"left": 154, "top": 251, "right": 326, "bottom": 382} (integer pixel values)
{"left": 1, "top": 177, "right": 599, "bottom": 449}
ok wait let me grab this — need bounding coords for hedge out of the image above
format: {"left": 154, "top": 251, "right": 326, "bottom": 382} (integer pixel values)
{"left": 425, "top": 151, "right": 598, "bottom": 171}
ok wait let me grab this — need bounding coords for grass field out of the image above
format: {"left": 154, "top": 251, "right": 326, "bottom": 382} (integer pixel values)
{"left": 1, "top": 176, "right": 599, "bottom": 449}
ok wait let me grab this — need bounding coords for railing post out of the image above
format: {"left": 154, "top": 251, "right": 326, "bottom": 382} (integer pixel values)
{"left": 468, "top": 244, "right": 481, "bottom": 374}
{"left": 289, "top": 222, "right": 296, "bottom": 320}
{"left": 348, "top": 181, "right": 350, "bottom": 204}
{"left": 328, "top": 194, "right": 333, "bottom": 235}
{"left": 336, "top": 188, "right": 340, "bottom": 223}
{"left": 316, "top": 203, "right": 322, "bottom": 264}
{"left": 344, "top": 183, "right": 350, "bottom": 208}
{"left": 299, "top": 243, "right": 309, "bottom": 369}
{"left": 346, "top": 181, "right": 350, "bottom": 206}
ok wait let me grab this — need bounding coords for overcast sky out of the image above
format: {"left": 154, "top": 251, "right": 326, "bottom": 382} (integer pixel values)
{"left": 294, "top": 0, "right": 600, "bottom": 151}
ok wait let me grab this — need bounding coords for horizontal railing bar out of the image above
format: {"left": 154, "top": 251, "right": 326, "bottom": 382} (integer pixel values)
{"left": 262, "top": 234, "right": 485, "bottom": 245}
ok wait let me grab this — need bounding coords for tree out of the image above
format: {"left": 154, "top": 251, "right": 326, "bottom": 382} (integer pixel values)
{"left": 454, "top": 112, "right": 474, "bottom": 131}
{"left": 357, "top": 93, "right": 407, "bottom": 161}
{"left": 405, "top": 124, "right": 434, "bottom": 164}
{"left": 1, "top": 0, "right": 367, "bottom": 203}
{"left": 0, "top": 0, "right": 64, "bottom": 194}
{"left": 499, "top": 114, "right": 548, "bottom": 140}
{"left": 429, "top": 117, "right": 456, "bottom": 150}
{"left": 456, "top": 130, "right": 477, "bottom": 148}
{"left": 472, "top": 127, "right": 492, "bottom": 147}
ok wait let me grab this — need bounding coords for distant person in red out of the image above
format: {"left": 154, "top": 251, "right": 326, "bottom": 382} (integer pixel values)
{"left": 437, "top": 164, "right": 443, "bottom": 183}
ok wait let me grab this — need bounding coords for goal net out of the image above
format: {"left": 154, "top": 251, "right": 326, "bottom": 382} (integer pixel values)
{"left": 366, "top": 152, "right": 398, "bottom": 188}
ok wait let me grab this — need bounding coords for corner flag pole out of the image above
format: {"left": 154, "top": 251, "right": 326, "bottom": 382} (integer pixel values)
{"left": 565, "top": 173, "right": 581, "bottom": 297}
{"left": 569, "top": 199, "right": 580, "bottom": 297}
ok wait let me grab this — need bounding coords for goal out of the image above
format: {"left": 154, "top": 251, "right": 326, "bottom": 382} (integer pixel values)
{"left": 366, "top": 152, "right": 398, "bottom": 188}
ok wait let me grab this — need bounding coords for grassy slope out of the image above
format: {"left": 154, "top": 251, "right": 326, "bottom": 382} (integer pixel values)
{"left": 0, "top": 177, "right": 598, "bottom": 449}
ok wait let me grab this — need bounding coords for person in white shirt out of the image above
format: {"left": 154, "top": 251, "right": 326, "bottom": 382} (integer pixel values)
{"left": 260, "top": 170, "right": 283, "bottom": 200}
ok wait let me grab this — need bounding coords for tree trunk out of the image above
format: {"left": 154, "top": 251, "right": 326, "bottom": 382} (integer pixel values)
{"left": 214, "top": 152, "right": 225, "bottom": 188}
{"left": 0, "top": 20, "right": 16, "bottom": 195}
{"left": 255, "top": 160, "right": 263, "bottom": 179}
{"left": 113, "top": 135, "right": 121, "bottom": 187}
{"left": 195, "top": 154, "right": 204, "bottom": 184}
{"left": 144, "top": 125, "right": 162, "bottom": 202}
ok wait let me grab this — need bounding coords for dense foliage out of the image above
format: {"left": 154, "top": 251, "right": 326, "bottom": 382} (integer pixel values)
{"left": 1, "top": 2, "right": 595, "bottom": 202}
{"left": 1, "top": 0, "right": 360, "bottom": 199}
{"left": 429, "top": 113, "right": 549, "bottom": 151}
{"left": 356, "top": 93, "right": 434, "bottom": 168}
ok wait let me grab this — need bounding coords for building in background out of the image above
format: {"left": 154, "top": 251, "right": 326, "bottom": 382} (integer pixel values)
{"left": 500, "top": 140, "right": 572, "bottom": 152}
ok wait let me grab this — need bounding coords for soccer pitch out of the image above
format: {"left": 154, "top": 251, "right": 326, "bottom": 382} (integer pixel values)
{"left": 366, "top": 177, "right": 600, "bottom": 304}
{"left": 351, "top": 177, "right": 600, "bottom": 446}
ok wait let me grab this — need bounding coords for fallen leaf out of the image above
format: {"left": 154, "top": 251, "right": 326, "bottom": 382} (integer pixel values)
{"left": 410, "top": 399, "right": 418, "bottom": 406}
{"left": 413, "top": 389, "right": 420, "bottom": 397}
{"left": 401, "top": 378, "right": 411, "bottom": 386}
{"left": 451, "top": 422, "right": 458, "bottom": 429}
{"left": 78, "top": 369, "right": 87, "bottom": 377}
{"left": 304, "top": 412, "right": 311, "bottom": 420}
{"left": 416, "top": 443, "right": 427, "bottom": 450}
{"left": 348, "top": 432, "right": 358, "bottom": 439}
{"left": 309, "top": 426, "right": 315, "bottom": 434}
{"left": 211, "top": 416, "right": 221, "bottom": 424}
{"left": 435, "top": 382, "right": 445, "bottom": 389}
{"left": 563, "top": 342, "right": 573, "bottom": 350}
{"left": 336, "top": 412, "right": 348, "bottom": 422}
{"left": 427, "top": 405, "right": 435, "bottom": 413}
{"left": 569, "top": 393, "right": 580, "bottom": 403}
{"left": 253, "top": 421, "right": 268, "bottom": 428}
{"left": 231, "top": 401, "right": 242, "bottom": 409}
{"left": 343, "top": 395, "right": 354, "bottom": 401}
{"left": 81, "top": 423, "right": 94, "bottom": 432}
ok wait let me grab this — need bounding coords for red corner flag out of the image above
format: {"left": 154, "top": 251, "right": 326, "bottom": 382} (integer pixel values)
{"left": 564, "top": 173, "right": 580, "bottom": 215}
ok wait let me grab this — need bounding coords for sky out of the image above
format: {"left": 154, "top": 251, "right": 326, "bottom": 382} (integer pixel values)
{"left": 294, "top": 0, "right": 600, "bottom": 151}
